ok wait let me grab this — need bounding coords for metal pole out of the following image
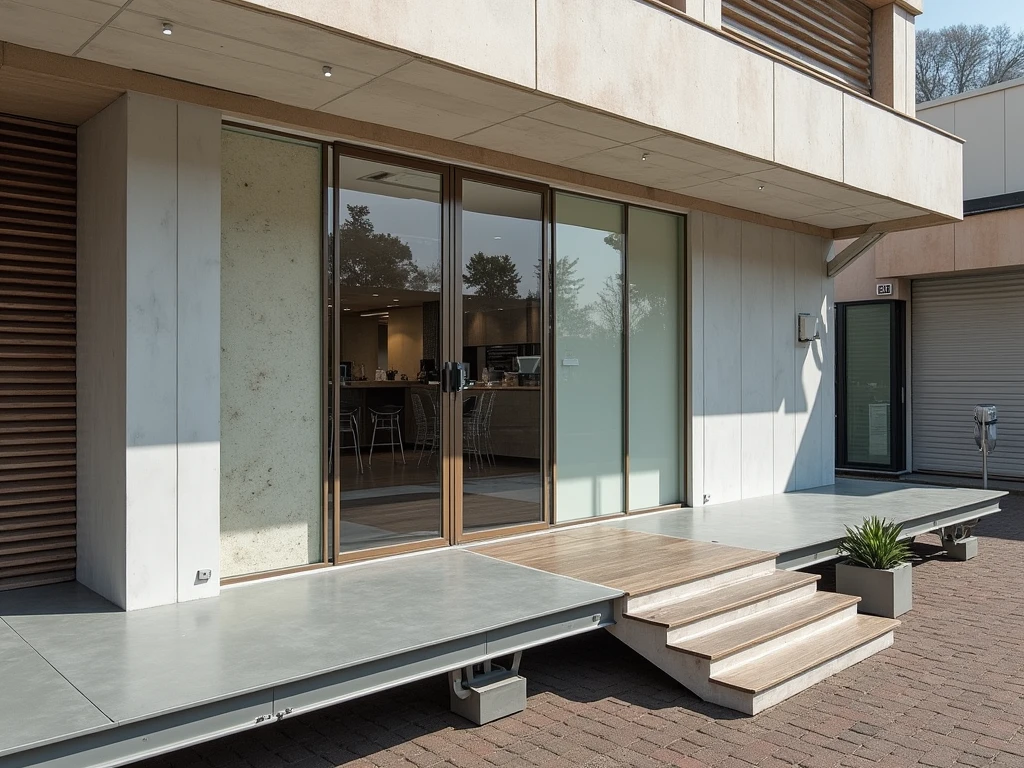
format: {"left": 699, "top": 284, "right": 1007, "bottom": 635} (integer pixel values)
{"left": 981, "top": 432, "right": 988, "bottom": 490}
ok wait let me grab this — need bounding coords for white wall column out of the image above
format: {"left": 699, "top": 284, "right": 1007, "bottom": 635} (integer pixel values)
{"left": 78, "top": 93, "right": 221, "bottom": 611}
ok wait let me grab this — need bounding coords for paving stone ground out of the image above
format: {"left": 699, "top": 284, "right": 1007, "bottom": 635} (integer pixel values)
{"left": 136, "top": 494, "right": 1024, "bottom": 768}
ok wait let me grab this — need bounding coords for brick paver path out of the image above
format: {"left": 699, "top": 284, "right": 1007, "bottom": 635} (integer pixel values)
{"left": 137, "top": 494, "right": 1024, "bottom": 768}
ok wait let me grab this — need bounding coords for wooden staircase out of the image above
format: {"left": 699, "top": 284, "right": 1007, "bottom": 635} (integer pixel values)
{"left": 608, "top": 552, "right": 899, "bottom": 715}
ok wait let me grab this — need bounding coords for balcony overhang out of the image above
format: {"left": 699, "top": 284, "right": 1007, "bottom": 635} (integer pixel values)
{"left": 0, "top": 0, "right": 962, "bottom": 238}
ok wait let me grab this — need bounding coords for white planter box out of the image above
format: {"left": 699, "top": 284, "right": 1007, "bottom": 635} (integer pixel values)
{"left": 836, "top": 561, "right": 912, "bottom": 618}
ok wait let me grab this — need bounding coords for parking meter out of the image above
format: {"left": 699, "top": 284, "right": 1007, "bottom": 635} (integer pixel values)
{"left": 973, "top": 405, "right": 997, "bottom": 488}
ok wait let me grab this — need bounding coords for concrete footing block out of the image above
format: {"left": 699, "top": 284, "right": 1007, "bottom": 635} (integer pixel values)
{"left": 944, "top": 536, "right": 979, "bottom": 561}
{"left": 450, "top": 670, "right": 527, "bottom": 725}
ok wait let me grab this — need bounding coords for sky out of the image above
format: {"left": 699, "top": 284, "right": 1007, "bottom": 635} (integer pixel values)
{"left": 917, "top": 0, "right": 1024, "bottom": 31}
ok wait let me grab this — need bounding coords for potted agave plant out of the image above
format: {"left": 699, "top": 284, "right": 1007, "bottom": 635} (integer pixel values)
{"left": 836, "top": 516, "right": 912, "bottom": 618}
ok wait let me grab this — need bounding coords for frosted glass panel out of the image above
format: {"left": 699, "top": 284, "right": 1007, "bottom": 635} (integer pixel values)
{"left": 220, "top": 129, "right": 323, "bottom": 578}
{"left": 627, "top": 207, "right": 681, "bottom": 510}
{"left": 554, "top": 194, "right": 624, "bottom": 522}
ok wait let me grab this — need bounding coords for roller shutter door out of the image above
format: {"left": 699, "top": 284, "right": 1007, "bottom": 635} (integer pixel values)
{"left": 0, "top": 114, "right": 77, "bottom": 591}
{"left": 912, "top": 273, "right": 1024, "bottom": 479}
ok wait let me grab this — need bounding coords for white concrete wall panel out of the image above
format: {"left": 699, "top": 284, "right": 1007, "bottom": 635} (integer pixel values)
{"left": 124, "top": 93, "right": 179, "bottom": 610}
{"left": 1004, "top": 86, "right": 1024, "bottom": 196}
{"left": 241, "top": 0, "right": 536, "bottom": 89}
{"left": 919, "top": 102, "right": 955, "bottom": 134}
{"left": 687, "top": 213, "right": 706, "bottom": 507}
{"left": 176, "top": 104, "right": 222, "bottom": 601}
{"left": 739, "top": 223, "right": 774, "bottom": 499}
{"left": 771, "top": 229, "right": 796, "bottom": 494}
{"left": 700, "top": 215, "right": 743, "bottom": 504}
{"left": 220, "top": 130, "right": 322, "bottom": 579}
{"left": 536, "top": 0, "right": 774, "bottom": 160}
{"left": 843, "top": 94, "right": 963, "bottom": 219}
{"left": 819, "top": 248, "right": 836, "bottom": 487}
{"left": 955, "top": 91, "right": 1006, "bottom": 200}
{"left": 693, "top": 214, "right": 831, "bottom": 503}
{"left": 77, "top": 97, "right": 129, "bottom": 608}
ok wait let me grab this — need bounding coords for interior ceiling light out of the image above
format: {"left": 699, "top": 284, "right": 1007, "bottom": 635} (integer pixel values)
{"left": 358, "top": 170, "right": 440, "bottom": 193}
{"left": 392, "top": 298, "right": 399, "bottom": 301}
{"left": 322, "top": 65, "right": 332, "bottom": 78}
{"left": 342, "top": 308, "right": 351, "bottom": 311}
{"left": 372, "top": 293, "right": 379, "bottom": 297}
{"left": 161, "top": 22, "right": 173, "bottom": 35}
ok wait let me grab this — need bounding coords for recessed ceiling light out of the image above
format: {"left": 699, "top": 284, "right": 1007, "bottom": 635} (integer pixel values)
{"left": 494, "top": 236, "right": 502, "bottom": 240}
{"left": 322, "top": 65, "right": 333, "bottom": 78}
{"left": 372, "top": 293, "right": 379, "bottom": 297}
{"left": 387, "top": 305, "right": 394, "bottom": 308}
{"left": 392, "top": 298, "right": 399, "bottom": 302}
{"left": 641, "top": 152, "right": 649, "bottom": 161}
{"left": 343, "top": 308, "right": 351, "bottom": 311}
{"left": 758, "top": 185, "right": 765, "bottom": 191}
{"left": 161, "top": 22, "right": 173, "bottom": 35}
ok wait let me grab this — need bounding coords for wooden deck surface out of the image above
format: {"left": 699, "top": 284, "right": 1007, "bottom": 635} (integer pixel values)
{"left": 473, "top": 526, "right": 775, "bottom": 597}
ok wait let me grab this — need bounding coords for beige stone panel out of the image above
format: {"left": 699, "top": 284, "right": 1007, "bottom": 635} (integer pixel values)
{"left": 874, "top": 222, "right": 954, "bottom": 277}
{"left": 237, "top": 0, "right": 536, "bottom": 88}
{"left": 11, "top": 0, "right": 123, "bottom": 23}
{"left": 110, "top": 9, "right": 374, "bottom": 87}
{"left": 386, "top": 61, "right": 552, "bottom": 115}
{"left": 843, "top": 94, "right": 962, "bottom": 218}
{"left": 1004, "top": 86, "right": 1024, "bottom": 195}
{"left": 799, "top": 212, "right": 877, "bottom": 229}
{"left": 458, "top": 116, "right": 621, "bottom": 164}
{"left": 772, "top": 64, "right": 843, "bottom": 181}
{"left": 722, "top": 172, "right": 848, "bottom": 212}
{"left": 220, "top": 129, "right": 323, "bottom": 579}
{"left": 565, "top": 145, "right": 724, "bottom": 191}
{"left": 954, "top": 91, "right": 1006, "bottom": 199}
{"left": 636, "top": 134, "right": 775, "bottom": 175}
{"left": 321, "top": 73, "right": 515, "bottom": 140}
{"left": 954, "top": 209, "right": 1024, "bottom": 272}
{"left": 126, "top": 0, "right": 411, "bottom": 76}
{"left": 834, "top": 244, "right": 880, "bottom": 303}
{"left": 0, "top": 1, "right": 104, "bottom": 54}
{"left": 903, "top": 8, "right": 916, "bottom": 116}
{"left": 536, "top": 0, "right": 774, "bottom": 159}
{"left": 525, "top": 102, "right": 662, "bottom": 144}
{"left": 753, "top": 167, "right": 881, "bottom": 209}
{"left": 80, "top": 26, "right": 364, "bottom": 110}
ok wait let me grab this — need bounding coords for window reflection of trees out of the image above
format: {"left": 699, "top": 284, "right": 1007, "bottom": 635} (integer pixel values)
{"left": 335, "top": 204, "right": 440, "bottom": 291}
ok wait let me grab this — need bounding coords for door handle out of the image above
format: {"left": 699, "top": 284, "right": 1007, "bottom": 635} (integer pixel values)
{"left": 441, "top": 362, "right": 468, "bottom": 393}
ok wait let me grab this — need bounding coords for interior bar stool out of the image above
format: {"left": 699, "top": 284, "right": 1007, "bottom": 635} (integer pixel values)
{"left": 339, "top": 405, "right": 363, "bottom": 473}
{"left": 368, "top": 405, "right": 406, "bottom": 466}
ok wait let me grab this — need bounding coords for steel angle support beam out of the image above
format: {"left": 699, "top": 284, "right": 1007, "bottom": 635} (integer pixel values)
{"left": 827, "top": 231, "right": 887, "bottom": 278}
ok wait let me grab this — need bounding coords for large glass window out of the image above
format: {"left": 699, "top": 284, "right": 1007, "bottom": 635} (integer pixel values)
{"left": 460, "top": 178, "right": 545, "bottom": 532}
{"left": 220, "top": 129, "right": 324, "bottom": 578}
{"left": 553, "top": 194, "right": 625, "bottom": 522}
{"left": 627, "top": 207, "right": 682, "bottom": 510}
{"left": 336, "top": 155, "right": 443, "bottom": 553}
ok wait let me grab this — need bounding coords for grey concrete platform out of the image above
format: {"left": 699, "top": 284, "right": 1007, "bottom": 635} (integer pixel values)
{"left": 0, "top": 549, "right": 620, "bottom": 768}
{"left": 605, "top": 479, "right": 1006, "bottom": 569}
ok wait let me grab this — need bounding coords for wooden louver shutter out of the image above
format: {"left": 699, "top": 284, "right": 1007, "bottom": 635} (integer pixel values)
{"left": 722, "top": 0, "right": 873, "bottom": 95}
{"left": 0, "top": 113, "right": 77, "bottom": 591}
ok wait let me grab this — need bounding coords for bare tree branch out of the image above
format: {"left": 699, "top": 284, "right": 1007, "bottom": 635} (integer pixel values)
{"left": 916, "top": 23, "right": 1024, "bottom": 104}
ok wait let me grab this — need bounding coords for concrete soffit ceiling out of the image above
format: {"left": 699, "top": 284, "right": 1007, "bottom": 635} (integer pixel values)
{"left": 0, "top": 0, "right": 949, "bottom": 240}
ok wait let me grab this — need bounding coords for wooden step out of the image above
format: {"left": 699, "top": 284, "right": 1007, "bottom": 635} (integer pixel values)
{"left": 711, "top": 615, "right": 899, "bottom": 694}
{"left": 668, "top": 592, "right": 859, "bottom": 661}
{"left": 626, "top": 570, "right": 819, "bottom": 629}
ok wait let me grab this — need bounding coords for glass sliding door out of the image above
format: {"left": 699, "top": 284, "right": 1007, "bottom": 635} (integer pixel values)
{"left": 627, "top": 207, "right": 683, "bottom": 510}
{"left": 335, "top": 151, "right": 445, "bottom": 553}
{"left": 458, "top": 175, "right": 546, "bottom": 535}
{"left": 553, "top": 194, "right": 625, "bottom": 522}
{"left": 836, "top": 301, "right": 906, "bottom": 471}
{"left": 220, "top": 128, "right": 325, "bottom": 578}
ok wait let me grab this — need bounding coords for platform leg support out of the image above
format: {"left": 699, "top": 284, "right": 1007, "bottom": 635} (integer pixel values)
{"left": 449, "top": 653, "right": 527, "bottom": 725}
{"left": 943, "top": 535, "right": 979, "bottom": 561}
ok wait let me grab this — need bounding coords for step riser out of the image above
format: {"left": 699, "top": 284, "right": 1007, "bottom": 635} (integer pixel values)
{"left": 707, "top": 605, "right": 860, "bottom": 677}
{"left": 666, "top": 583, "right": 820, "bottom": 644}
{"left": 626, "top": 559, "right": 776, "bottom": 614}
{"left": 710, "top": 631, "right": 895, "bottom": 716}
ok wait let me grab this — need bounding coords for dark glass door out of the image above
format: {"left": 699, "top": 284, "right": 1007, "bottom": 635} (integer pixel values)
{"left": 836, "top": 300, "right": 906, "bottom": 471}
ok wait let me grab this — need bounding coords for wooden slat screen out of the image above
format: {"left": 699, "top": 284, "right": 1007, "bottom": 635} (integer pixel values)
{"left": 722, "top": 0, "right": 872, "bottom": 94}
{"left": 0, "top": 113, "right": 77, "bottom": 592}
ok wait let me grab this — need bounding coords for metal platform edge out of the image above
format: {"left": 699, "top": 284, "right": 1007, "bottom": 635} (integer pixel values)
{"left": 0, "top": 598, "right": 617, "bottom": 768}
{"left": 777, "top": 497, "right": 1005, "bottom": 570}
